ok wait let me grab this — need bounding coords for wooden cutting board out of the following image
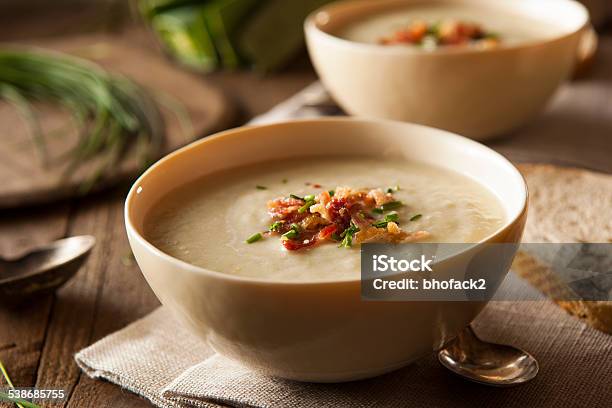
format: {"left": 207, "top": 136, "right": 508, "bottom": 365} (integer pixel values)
{"left": 0, "top": 33, "right": 235, "bottom": 208}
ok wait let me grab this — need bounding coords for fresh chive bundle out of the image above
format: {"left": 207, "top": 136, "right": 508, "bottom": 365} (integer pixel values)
{"left": 0, "top": 49, "right": 166, "bottom": 191}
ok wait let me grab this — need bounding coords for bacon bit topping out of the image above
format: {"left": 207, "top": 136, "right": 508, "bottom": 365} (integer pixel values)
{"left": 367, "top": 188, "right": 394, "bottom": 207}
{"left": 261, "top": 186, "right": 429, "bottom": 251}
{"left": 379, "top": 19, "right": 500, "bottom": 49}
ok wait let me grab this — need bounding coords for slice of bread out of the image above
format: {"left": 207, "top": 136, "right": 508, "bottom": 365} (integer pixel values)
{"left": 514, "top": 164, "right": 612, "bottom": 334}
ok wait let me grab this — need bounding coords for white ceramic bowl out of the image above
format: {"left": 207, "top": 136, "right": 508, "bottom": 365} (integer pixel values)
{"left": 125, "top": 118, "right": 528, "bottom": 382}
{"left": 305, "top": 0, "right": 590, "bottom": 140}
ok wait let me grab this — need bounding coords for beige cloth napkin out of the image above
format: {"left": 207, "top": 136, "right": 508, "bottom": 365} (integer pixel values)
{"left": 75, "top": 273, "right": 612, "bottom": 408}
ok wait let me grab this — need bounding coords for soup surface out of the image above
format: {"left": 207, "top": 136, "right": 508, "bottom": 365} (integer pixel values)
{"left": 145, "top": 157, "right": 506, "bottom": 282}
{"left": 336, "top": 3, "right": 562, "bottom": 47}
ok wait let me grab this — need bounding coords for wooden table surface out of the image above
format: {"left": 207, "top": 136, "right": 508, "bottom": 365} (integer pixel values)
{"left": 0, "top": 10, "right": 611, "bottom": 408}
{"left": 0, "top": 11, "right": 316, "bottom": 405}
{"left": 0, "top": 71, "right": 315, "bottom": 408}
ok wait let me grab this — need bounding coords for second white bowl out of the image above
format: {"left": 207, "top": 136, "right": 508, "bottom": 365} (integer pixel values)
{"left": 305, "top": 0, "right": 589, "bottom": 140}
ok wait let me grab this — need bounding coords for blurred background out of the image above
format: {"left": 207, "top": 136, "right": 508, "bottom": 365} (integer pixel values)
{"left": 0, "top": 0, "right": 609, "bottom": 206}
{"left": 2, "top": 0, "right": 610, "bottom": 69}
{"left": 2, "top": 0, "right": 337, "bottom": 73}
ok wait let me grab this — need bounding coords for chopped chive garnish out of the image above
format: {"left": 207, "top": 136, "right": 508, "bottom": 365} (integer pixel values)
{"left": 339, "top": 222, "right": 360, "bottom": 248}
{"left": 282, "top": 230, "right": 298, "bottom": 239}
{"left": 256, "top": 185, "right": 267, "bottom": 190}
{"left": 380, "top": 201, "right": 403, "bottom": 212}
{"left": 331, "top": 232, "right": 341, "bottom": 242}
{"left": 410, "top": 214, "right": 422, "bottom": 221}
{"left": 290, "top": 194, "right": 304, "bottom": 200}
{"left": 269, "top": 221, "right": 284, "bottom": 232}
{"left": 328, "top": 190, "right": 335, "bottom": 197}
{"left": 372, "top": 220, "right": 388, "bottom": 228}
{"left": 385, "top": 213, "right": 399, "bottom": 222}
{"left": 372, "top": 201, "right": 403, "bottom": 214}
{"left": 386, "top": 185, "right": 400, "bottom": 193}
{"left": 298, "top": 198, "right": 315, "bottom": 214}
{"left": 282, "top": 224, "right": 301, "bottom": 240}
{"left": 372, "top": 213, "right": 400, "bottom": 229}
{"left": 246, "top": 233, "right": 263, "bottom": 244}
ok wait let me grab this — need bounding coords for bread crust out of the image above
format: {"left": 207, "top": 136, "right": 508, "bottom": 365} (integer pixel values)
{"left": 515, "top": 164, "right": 612, "bottom": 334}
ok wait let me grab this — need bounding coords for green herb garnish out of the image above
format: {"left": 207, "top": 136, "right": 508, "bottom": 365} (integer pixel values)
{"left": 372, "top": 208, "right": 384, "bottom": 215}
{"left": 282, "top": 223, "right": 301, "bottom": 240}
{"left": 339, "top": 222, "right": 360, "bottom": 248}
{"left": 328, "top": 190, "right": 335, "bottom": 197}
{"left": 256, "top": 185, "right": 267, "bottom": 190}
{"left": 371, "top": 220, "right": 387, "bottom": 228}
{"left": 298, "top": 196, "right": 315, "bottom": 213}
{"left": 379, "top": 201, "right": 404, "bottom": 212}
{"left": 269, "top": 221, "right": 284, "bottom": 232}
{"left": 290, "top": 194, "right": 304, "bottom": 200}
{"left": 386, "top": 185, "right": 400, "bottom": 193}
{"left": 386, "top": 213, "right": 399, "bottom": 222}
{"left": 427, "top": 22, "right": 440, "bottom": 36}
{"left": 246, "top": 233, "right": 263, "bottom": 244}
{"left": 372, "top": 213, "right": 400, "bottom": 228}
{"left": 410, "top": 214, "right": 422, "bottom": 221}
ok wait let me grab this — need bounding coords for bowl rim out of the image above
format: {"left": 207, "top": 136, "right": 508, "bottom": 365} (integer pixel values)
{"left": 304, "top": 0, "right": 590, "bottom": 57}
{"left": 125, "top": 117, "right": 528, "bottom": 286}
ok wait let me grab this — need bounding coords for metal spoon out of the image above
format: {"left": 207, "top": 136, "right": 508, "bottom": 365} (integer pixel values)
{"left": 0, "top": 235, "right": 95, "bottom": 303}
{"left": 438, "top": 325, "right": 539, "bottom": 387}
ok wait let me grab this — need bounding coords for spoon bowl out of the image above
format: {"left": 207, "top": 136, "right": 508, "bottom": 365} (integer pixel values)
{"left": 0, "top": 235, "right": 96, "bottom": 303}
{"left": 438, "top": 325, "right": 539, "bottom": 387}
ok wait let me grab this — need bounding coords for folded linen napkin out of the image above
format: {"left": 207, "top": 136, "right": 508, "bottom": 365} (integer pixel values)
{"left": 75, "top": 273, "right": 612, "bottom": 408}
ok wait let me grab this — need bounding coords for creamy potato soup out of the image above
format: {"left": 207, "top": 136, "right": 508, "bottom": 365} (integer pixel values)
{"left": 145, "top": 157, "right": 505, "bottom": 282}
{"left": 337, "top": 3, "right": 563, "bottom": 49}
